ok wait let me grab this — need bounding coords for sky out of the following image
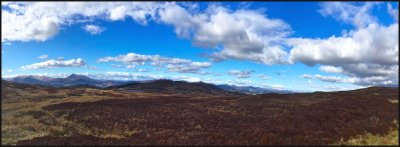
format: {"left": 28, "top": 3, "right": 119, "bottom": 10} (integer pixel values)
{"left": 1, "top": 2, "right": 399, "bottom": 92}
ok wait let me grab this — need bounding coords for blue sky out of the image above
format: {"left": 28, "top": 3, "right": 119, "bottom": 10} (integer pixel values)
{"left": 1, "top": 2, "right": 398, "bottom": 92}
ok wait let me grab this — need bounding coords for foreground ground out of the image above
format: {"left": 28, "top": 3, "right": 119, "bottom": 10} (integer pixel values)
{"left": 1, "top": 81, "right": 398, "bottom": 145}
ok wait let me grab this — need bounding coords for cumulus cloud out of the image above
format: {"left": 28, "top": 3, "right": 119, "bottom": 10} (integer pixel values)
{"left": 99, "top": 53, "right": 155, "bottom": 64}
{"left": 228, "top": 70, "right": 254, "bottom": 78}
{"left": 83, "top": 24, "right": 105, "bottom": 35}
{"left": 315, "top": 74, "right": 347, "bottom": 83}
{"left": 3, "top": 2, "right": 398, "bottom": 88}
{"left": 98, "top": 52, "right": 212, "bottom": 74}
{"left": 1, "top": 2, "right": 293, "bottom": 66}
{"left": 38, "top": 54, "right": 49, "bottom": 60}
{"left": 2, "top": 2, "right": 161, "bottom": 42}
{"left": 158, "top": 3, "right": 292, "bottom": 65}
{"left": 318, "top": 2, "right": 378, "bottom": 28}
{"left": 290, "top": 2, "right": 398, "bottom": 86}
{"left": 288, "top": 23, "right": 398, "bottom": 66}
{"left": 166, "top": 62, "right": 211, "bottom": 73}
{"left": 319, "top": 65, "right": 343, "bottom": 73}
{"left": 21, "top": 58, "right": 86, "bottom": 70}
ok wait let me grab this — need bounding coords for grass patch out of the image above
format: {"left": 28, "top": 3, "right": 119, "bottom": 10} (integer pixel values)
{"left": 388, "top": 98, "right": 398, "bottom": 103}
{"left": 335, "top": 120, "right": 399, "bottom": 145}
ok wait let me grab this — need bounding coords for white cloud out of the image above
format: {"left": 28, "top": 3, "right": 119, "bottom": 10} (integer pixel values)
{"left": 318, "top": 2, "right": 378, "bottom": 28}
{"left": 92, "top": 72, "right": 202, "bottom": 83}
{"left": 288, "top": 23, "right": 398, "bottom": 66}
{"left": 2, "top": 72, "right": 71, "bottom": 79}
{"left": 21, "top": 58, "right": 86, "bottom": 70}
{"left": 83, "top": 24, "right": 104, "bottom": 35}
{"left": 158, "top": 3, "right": 292, "bottom": 65}
{"left": 319, "top": 65, "right": 343, "bottom": 73}
{"left": 166, "top": 62, "right": 211, "bottom": 73}
{"left": 314, "top": 74, "right": 346, "bottom": 83}
{"left": 301, "top": 74, "right": 354, "bottom": 83}
{"left": 126, "top": 64, "right": 135, "bottom": 69}
{"left": 0, "top": 2, "right": 292, "bottom": 66}
{"left": 228, "top": 70, "right": 253, "bottom": 78}
{"left": 3, "top": 2, "right": 398, "bottom": 88}
{"left": 300, "top": 73, "right": 396, "bottom": 86}
{"left": 99, "top": 72, "right": 165, "bottom": 81}
{"left": 105, "top": 71, "right": 130, "bottom": 77}
{"left": 2, "top": 2, "right": 161, "bottom": 42}
{"left": 38, "top": 54, "right": 49, "bottom": 60}
{"left": 95, "top": 72, "right": 203, "bottom": 82}
{"left": 87, "top": 72, "right": 206, "bottom": 83}
{"left": 2, "top": 3, "right": 60, "bottom": 42}
{"left": 301, "top": 74, "right": 313, "bottom": 79}
{"left": 309, "top": 83, "right": 363, "bottom": 92}
{"left": 109, "top": 5, "right": 129, "bottom": 21}
{"left": 271, "top": 84, "right": 284, "bottom": 90}
{"left": 171, "top": 75, "right": 201, "bottom": 82}
{"left": 226, "top": 79, "right": 252, "bottom": 86}
{"left": 99, "top": 52, "right": 155, "bottom": 64}
{"left": 290, "top": 2, "right": 398, "bottom": 87}
{"left": 387, "top": 3, "right": 398, "bottom": 22}
{"left": 7, "top": 69, "right": 13, "bottom": 73}
{"left": 98, "top": 52, "right": 212, "bottom": 74}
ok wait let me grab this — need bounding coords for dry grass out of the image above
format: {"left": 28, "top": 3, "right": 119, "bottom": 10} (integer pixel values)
{"left": 2, "top": 82, "right": 399, "bottom": 145}
{"left": 335, "top": 120, "right": 399, "bottom": 145}
{"left": 1, "top": 85, "right": 183, "bottom": 145}
{"left": 388, "top": 98, "right": 398, "bottom": 103}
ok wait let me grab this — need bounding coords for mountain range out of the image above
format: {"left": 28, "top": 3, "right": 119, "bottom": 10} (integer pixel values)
{"left": 216, "top": 84, "right": 293, "bottom": 94}
{"left": 108, "top": 79, "right": 243, "bottom": 96}
{"left": 3, "top": 74, "right": 125, "bottom": 88}
{"left": 3, "top": 74, "right": 293, "bottom": 94}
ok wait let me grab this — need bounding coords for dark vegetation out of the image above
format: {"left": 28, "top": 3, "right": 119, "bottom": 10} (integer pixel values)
{"left": 13, "top": 85, "right": 398, "bottom": 145}
{"left": 108, "top": 79, "right": 243, "bottom": 96}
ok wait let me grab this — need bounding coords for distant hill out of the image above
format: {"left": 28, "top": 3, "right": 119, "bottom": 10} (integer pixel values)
{"left": 108, "top": 79, "right": 242, "bottom": 96}
{"left": 1, "top": 80, "right": 56, "bottom": 101}
{"left": 4, "top": 74, "right": 125, "bottom": 88}
{"left": 4, "top": 74, "right": 297, "bottom": 95}
{"left": 6, "top": 75, "right": 51, "bottom": 85}
{"left": 217, "top": 84, "right": 293, "bottom": 94}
